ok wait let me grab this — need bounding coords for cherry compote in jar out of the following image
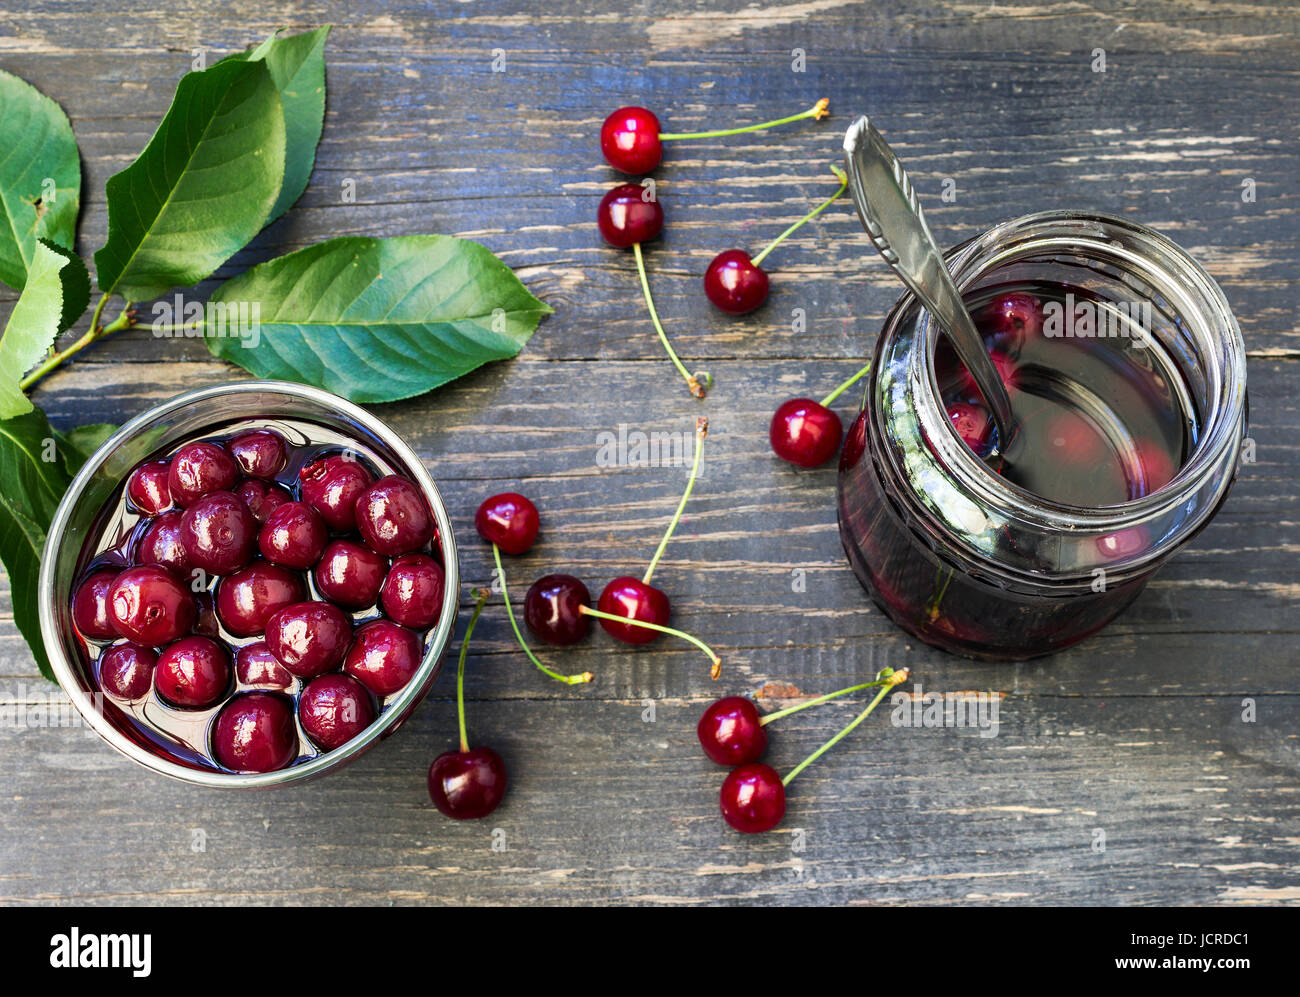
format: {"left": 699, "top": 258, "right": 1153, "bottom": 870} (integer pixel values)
{"left": 838, "top": 212, "right": 1248, "bottom": 660}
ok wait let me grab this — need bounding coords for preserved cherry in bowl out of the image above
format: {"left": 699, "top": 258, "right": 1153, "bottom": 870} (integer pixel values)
{"left": 62, "top": 409, "right": 452, "bottom": 779}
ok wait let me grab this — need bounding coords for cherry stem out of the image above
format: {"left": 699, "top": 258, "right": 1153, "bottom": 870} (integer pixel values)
{"left": 20, "top": 294, "right": 135, "bottom": 392}
{"left": 632, "top": 241, "right": 707, "bottom": 399}
{"left": 658, "top": 98, "right": 830, "bottom": 142}
{"left": 782, "top": 668, "right": 910, "bottom": 787}
{"left": 750, "top": 166, "right": 848, "bottom": 268}
{"left": 578, "top": 604, "right": 722, "bottom": 679}
{"left": 456, "top": 588, "right": 490, "bottom": 753}
{"left": 492, "top": 544, "right": 594, "bottom": 686}
{"left": 819, "top": 360, "right": 872, "bottom": 408}
{"left": 643, "top": 417, "right": 708, "bottom": 586}
{"left": 758, "top": 670, "right": 897, "bottom": 726}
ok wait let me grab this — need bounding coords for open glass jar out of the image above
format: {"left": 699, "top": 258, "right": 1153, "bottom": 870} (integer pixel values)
{"left": 837, "top": 211, "right": 1248, "bottom": 660}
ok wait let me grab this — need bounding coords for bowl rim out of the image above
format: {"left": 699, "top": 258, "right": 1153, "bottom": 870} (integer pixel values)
{"left": 38, "top": 379, "right": 460, "bottom": 789}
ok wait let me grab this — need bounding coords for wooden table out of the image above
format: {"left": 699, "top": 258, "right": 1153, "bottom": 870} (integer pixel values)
{"left": 2, "top": 0, "right": 1296, "bottom": 906}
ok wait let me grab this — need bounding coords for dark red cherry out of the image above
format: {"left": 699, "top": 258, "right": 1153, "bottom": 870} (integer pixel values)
{"left": 523, "top": 573, "right": 591, "bottom": 646}
{"left": 180, "top": 490, "right": 258, "bottom": 575}
{"left": 595, "top": 576, "right": 670, "bottom": 645}
{"left": 719, "top": 762, "right": 786, "bottom": 833}
{"left": 314, "top": 540, "right": 388, "bottom": 610}
{"left": 214, "top": 561, "right": 306, "bottom": 638}
{"left": 840, "top": 409, "right": 868, "bottom": 471}
{"left": 126, "top": 461, "right": 173, "bottom": 515}
{"left": 697, "top": 696, "right": 768, "bottom": 766}
{"left": 97, "top": 642, "right": 156, "bottom": 700}
{"left": 298, "top": 674, "right": 376, "bottom": 750}
{"left": 193, "top": 590, "right": 219, "bottom": 638}
{"left": 108, "top": 565, "right": 196, "bottom": 645}
{"left": 597, "top": 183, "right": 663, "bottom": 248}
{"left": 428, "top": 747, "right": 508, "bottom": 820}
{"left": 258, "top": 501, "right": 328, "bottom": 570}
{"left": 703, "top": 249, "right": 770, "bottom": 314}
{"left": 136, "top": 511, "right": 193, "bottom": 578}
{"left": 212, "top": 693, "right": 298, "bottom": 772}
{"left": 72, "top": 569, "right": 122, "bottom": 641}
{"left": 155, "top": 635, "right": 230, "bottom": 708}
{"left": 299, "top": 454, "right": 373, "bottom": 533}
{"left": 475, "top": 492, "right": 539, "bottom": 555}
{"left": 167, "top": 441, "right": 238, "bottom": 506}
{"left": 600, "top": 106, "right": 662, "bottom": 175}
{"left": 947, "top": 401, "right": 993, "bottom": 455}
{"left": 380, "top": 553, "right": 445, "bottom": 629}
{"left": 264, "top": 601, "right": 353, "bottom": 678}
{"left": 226, "top": 429, "right": 287, "bottom": 480}
{"left": 985, "top": 291, "right": 1043, "bottom": 351}
{"left": 235, "top": 641, "right": 294, "bottom": 689}
{"left": 355, "top": 475, "right": 434, "bottom": 556}
{"left": 344, "top": 620, "right": 422, "bottom": 696}
{"left": 770, "top": 398, "right": 843, "bottom": 468}
{"left": 236, "top": 478, "right": 292, "bottom": 524}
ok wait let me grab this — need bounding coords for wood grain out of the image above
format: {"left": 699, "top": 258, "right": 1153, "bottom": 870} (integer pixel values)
{"left": 1, "top": 0, "right": 1297, "bottom": 905}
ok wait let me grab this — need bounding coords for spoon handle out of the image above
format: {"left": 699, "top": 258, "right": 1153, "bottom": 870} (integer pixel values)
{"left": 841, "top": 115, "right": 1014, "bottom": 445}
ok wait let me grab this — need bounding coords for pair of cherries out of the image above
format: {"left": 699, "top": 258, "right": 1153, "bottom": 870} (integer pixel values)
{"left": 427, "top": 419, "right": 717, "bottom": 821}
{"left": 698, "top": 667, "right": 909, "bottom": 833}
{"left": 598, "top": 99, "right": 831, "bottom": 398}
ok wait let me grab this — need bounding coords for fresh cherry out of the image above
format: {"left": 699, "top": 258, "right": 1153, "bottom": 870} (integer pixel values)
{"left": 97, "top": 642, "right": 156, "bottom": 700}
{"left": 72, "top": 569, "right": 123, "bottom": 640}
{"left": 770, "top": 398, "right": 843, "bottom": 468}
{"left": 380, "top": 553, "right": 445, "bottom": 629}
{"left": 258, "top": 501, "right": 328, "bottom": 569}
{"left": 599, "top": 98, "right": 830, "bottom": 175}
{"left": 264, "top": 601, "right": 353, "bottom": 678}
{"left": 126, "top": 460, "right": 173, "bottom": 515}
{"left": 523, "top": 573, "right": 591, "bottom": 646}
{"left": 355, "top": 475, "right": 434, "bottom": 556}
{"left": 428, "top": 590, "right": 509, "bottom": 819}
{"left": 428, "top": 747, "right": 508, "bottom": 820}
{"left": 596, "top": 183, "right": 663, "bottom": 249}
{"left": 108, "top": 565, "right": 196, "bottom": 645}
{"left": 236, "top": 478, "right": 292, "bottom": 524}
{"left": 155, "top": 635, "right": 231, "bottom": 708}
{"left": 235, "top": 641, "right": 294, "bottom": 689}
{"left": 212, "top": 693, "right": 298, "bottom": 773}
{"left": 344, "top": 620, "right": 422, "bottom": 697}
{"left": 180, "top": 490, "right": 258, "bottom": 575}
{"left": 595, "top": 576, "right": 670, "bottom": 646}
{"left": 314, "top": 539, "right": 388, "bottom": 609}
{"left": 226, "top": 429, "right": 287, "bottom": 480}
{"left": 719, "top": 763, "right": 786, "bottom": 833}
{"left": 136, "top": 511, "right": 193, "bottom": 578}
{"left": 167, "top": 441, "right": 238, "bottom": 506}
{"left": 298, "top": 674, "right": 376, "bottom": 750}
{"left": 298, "top": 454, "right": 374, "bottom": 532}
{"left": 599, "top": 106, "right": 662, "bottom": 175}
{"left": 214, "top": 561, "right": 306, "bottom": 637}
{"left": 703, "top": 250, "right": 769, "bottom": 314}
{"left": 475, "top": 492, "right": 539, "bottom": 555}
{"left": 697, "top": 696, "right": 767, "bottom": 766}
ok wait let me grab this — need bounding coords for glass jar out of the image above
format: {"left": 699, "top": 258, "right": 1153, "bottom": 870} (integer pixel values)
{"left": 837, "top": 211, "right": 1248, "bottom": 660}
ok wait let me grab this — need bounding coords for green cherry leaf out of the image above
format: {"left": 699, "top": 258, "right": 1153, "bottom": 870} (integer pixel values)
{"left": 217, "top": 25, "right": 331, "bottom": 223}
{"left": 56, "top": 422, "right": 117, "bottom": 476}
{"left": 0, "top": 239, "right": 90, "bottom": 418}
{"left": 93, "top": 58, "right": 286, "bottom": 303}
{"left": 0, "top": 405, "right": 74, "bottom": 681}
{"left": 205, "top": 235, "right": 552, "bottom": 403}
{"left": 0, "top": 69, "right": 82, "bottom": 292}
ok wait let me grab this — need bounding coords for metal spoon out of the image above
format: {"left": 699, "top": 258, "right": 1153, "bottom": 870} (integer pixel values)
{"left": 841, "top": 115, "right": 1014, "bottom": 453}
